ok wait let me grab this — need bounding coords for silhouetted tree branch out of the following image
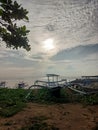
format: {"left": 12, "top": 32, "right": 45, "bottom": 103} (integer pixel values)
{"left": 0, "top": 0, "right": 31, "bottom": 51}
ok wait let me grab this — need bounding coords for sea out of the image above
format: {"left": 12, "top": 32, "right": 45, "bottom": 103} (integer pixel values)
{"left": 0, "top": 76, "right": 80, "bottom": 88}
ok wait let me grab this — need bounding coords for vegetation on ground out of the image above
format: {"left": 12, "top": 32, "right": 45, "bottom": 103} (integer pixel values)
{"left": 0, "top": 87, "right": 98, "bottom": 117}
{"left": 0, "top": 88, "right": 27, "bottom": 117}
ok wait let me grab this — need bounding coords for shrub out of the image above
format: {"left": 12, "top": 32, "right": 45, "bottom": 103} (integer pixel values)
{"left": 0, "top": 88, "right": 27, "bottom": 117}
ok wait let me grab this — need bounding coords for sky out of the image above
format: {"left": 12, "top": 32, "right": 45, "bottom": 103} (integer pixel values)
{"left": 0, "top": 0, "right": 98, "bottom": 86}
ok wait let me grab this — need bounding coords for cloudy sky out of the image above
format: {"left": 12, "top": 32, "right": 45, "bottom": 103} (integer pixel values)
{"left": 0, "top": 0, "right": 98, "bottom": 86}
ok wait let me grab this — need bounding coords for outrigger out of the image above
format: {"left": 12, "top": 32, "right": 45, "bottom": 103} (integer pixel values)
{"left": 33, "top": 74, "right": 67, "bottom": 88}
{"left": 25, "top": 74, "right": 98, "bottom": 99}
{"left": 0, "top": 81, "right": 6, "bottom": 88}
{"left": 25, "top": 74, "right": 67, "bottom": 99}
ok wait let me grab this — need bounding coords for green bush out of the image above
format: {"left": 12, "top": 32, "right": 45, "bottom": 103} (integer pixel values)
{"left": 32, "top": 88, "right": 53, "bottom": 103}
{"left": 81, "top": 94, "right": 98, "bottom": 105}
{"left": 0, "top": 88, "right": 98, "bottom": 118}
{"left": 0, "top": 88, "right": 27, "bottom": 117}
{"left": 27, "top": 88, "right": 71, "bottom": 103}
{"left": 0, "top": 101, "right": 26, "bottom": 117}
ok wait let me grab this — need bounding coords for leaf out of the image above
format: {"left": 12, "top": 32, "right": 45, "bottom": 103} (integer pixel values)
{"left": 2, "top": 28, "right": 7, "bottom": 33}
{"left": 0, "top": 0, "right": 30, "bottom": 51}
{"left": 0, "top": 9, "right": 3, "bottom": 16}
{"left": 25, "top": 16, "right": 29, "bottom": 21}
{"left": 21, "top": 26, "right": 26, "bottom": 31}
{"left": 0, "top": 0, "right": 7, "bottom": 3}
{"left": 7, "top": 0, "right": 12, "bottom": 4}
{"left": 26, "top": 30, "right": 30, "bottom": 33}
{"left": 14, "top": 1, "right": 20, "bottom": 8}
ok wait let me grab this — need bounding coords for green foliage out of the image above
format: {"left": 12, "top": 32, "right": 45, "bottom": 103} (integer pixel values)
{"left": 60, "top": 88, "right": 70, "bottom": 103}
{"left": 81, "top": 94, "right": 98, "bottom": 105}
{"left": 0, "top": 88, "right": 27, "bottom": 117}
{"left": 36, "top": 88, "right": 52, "bottom": 102}
{"left": 27, "top": 88, "right": 52, "bottom": 103}
{"left": 0, "top": 101, "right": 25, "bottom": 117}
{"left": 0, "top": 88, "right": 98, "bottom": 117}
{"left": 27, "top": 88, "right": 70, "bottom": 103}
{"left": 26, "top": 88, "right": 98, "bottom": 105}
{"left": 0, "top": 0, "right": 30, "bottom": 51}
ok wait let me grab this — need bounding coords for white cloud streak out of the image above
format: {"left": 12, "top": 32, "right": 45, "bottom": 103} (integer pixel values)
{"left": 0, "top": 0, "right": 98, "bottom": 86}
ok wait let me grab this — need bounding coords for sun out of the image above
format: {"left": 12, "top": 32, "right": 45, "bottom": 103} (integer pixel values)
{"left": 42, "top": 38, "right": 55, "bottom": 51}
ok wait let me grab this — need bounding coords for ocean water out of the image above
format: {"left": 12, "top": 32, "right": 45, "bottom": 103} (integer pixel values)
{"left": 0, "top": 76, "right": 79, "bottom": 88}
{"left": 1, "top": 79, "right": 34, "bottom": 88}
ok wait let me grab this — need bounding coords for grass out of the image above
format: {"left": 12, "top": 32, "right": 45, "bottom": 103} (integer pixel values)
{"left": 27, "top": 88, "right": 70, "bottom": 103}
{"left": 0, "top": 101, "right": 26, "bottom": 117}
{"left": 0, "top": 87, "right": 98, "bottom": 117}
{"left": 0, "top": 88, "right": 27, "bottom": 117}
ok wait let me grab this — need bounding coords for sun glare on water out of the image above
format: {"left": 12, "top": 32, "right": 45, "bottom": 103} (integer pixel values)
{"left": 42, "top": 38, "right": 55, "bottom": 51}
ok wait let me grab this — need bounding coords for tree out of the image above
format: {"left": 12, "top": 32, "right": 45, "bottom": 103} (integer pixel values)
{"left": 0, "top": 0, "right": 31, "bottom": 51}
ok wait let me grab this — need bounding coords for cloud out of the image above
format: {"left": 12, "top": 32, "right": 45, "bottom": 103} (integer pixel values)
{"left": 31, "top": 55, "right": 44, "bottom": 60}
{"left": 0, "top": 0, "right": 98, "bottom": 84}
{"left": 51, "top": 43, "right": 98, "bottom": 61}
{"left": 17, "top": 0, "right": 98, "bottom": 55}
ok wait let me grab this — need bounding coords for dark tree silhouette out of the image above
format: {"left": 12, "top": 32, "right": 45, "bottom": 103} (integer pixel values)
{"left": 0, "top": 0, "right": 31, "bottom": 51}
